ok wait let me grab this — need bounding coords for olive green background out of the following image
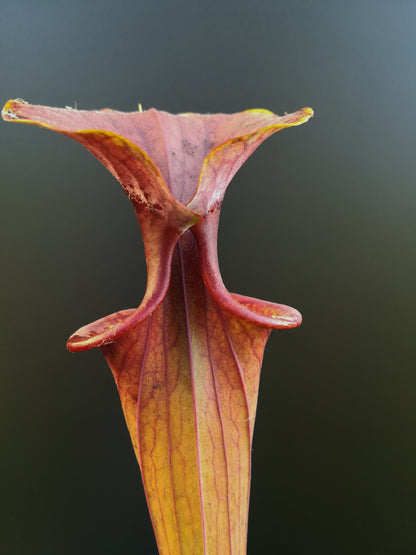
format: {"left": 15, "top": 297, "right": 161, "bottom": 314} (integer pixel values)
{"left": 1, "top": 1, "right": 415, "bottom": 553}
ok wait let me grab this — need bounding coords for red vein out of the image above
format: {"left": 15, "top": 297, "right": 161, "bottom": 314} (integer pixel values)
{"left": 136, "top": 315, "right": 174, "bottom": 552}
{"left": 163, "top": 296, "right": 182, "bottom": 553}
{"left": 218, "top": 307, "right": 252, "bottom": 553}
{"left": 153, "top": 110, "right": 174, "bottom": 194}
{"left": 136, "top": 314, "right": 152, "bottom": 468}
{"left": 203, "top": 285, "right": 233, "bottom": 553}
{"left": 218, "top": 309, "right": 251, "bottom": 441}
{"left": 177, "top": 122, "right": 187, "bottom": 203}
{"left": 177, "top": 239, "right": 207, "bottom": 554}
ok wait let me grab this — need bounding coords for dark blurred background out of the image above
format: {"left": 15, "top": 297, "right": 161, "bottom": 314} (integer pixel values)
{"left": 1, "top": 1, "right": 415, "bottom": 553}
